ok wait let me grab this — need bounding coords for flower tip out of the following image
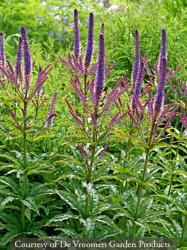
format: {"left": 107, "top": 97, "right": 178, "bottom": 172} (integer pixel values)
{"left": 20, "top": 27, "right": 28, "bottom": 38}
{"left": 135, "top": 29, "right": 139, "bottom": 35}
{"left": 101, "top": 22, "right": 104, "bottom": 33}
{"left": 74, "top": 9, "right": 78, "bottom": 16}
{"left": 89, "top": 12, "right": 94, "bottom": 19}
{"left": 18, "top": 35, "right": 22, "bottom": 44}
{"left": 162, "top": 28, "right": 166, "bottom": 33}
{"left": 20, "top": 26, "right": 26, "bottom": 33}
{"left": 99, "top": 32, "right": 105, "bottom": 46}
{"left": 134, "top": 30, "right": 140, "bottom": 40}
{"left": 0, "top": 32, "right": 3, "bottom": 36}
{"left": 161, "top": 28, "right": 166, "bottom": 39}
{"left": 100, "top": 32, "right": 104, "bottom": 39}
{"left": 89, "top": 13, "right": 94, "bottom": 24}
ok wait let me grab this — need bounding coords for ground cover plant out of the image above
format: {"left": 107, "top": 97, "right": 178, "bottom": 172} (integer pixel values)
{"left": 0, "top": 1, "right": 186, "bottom": 250}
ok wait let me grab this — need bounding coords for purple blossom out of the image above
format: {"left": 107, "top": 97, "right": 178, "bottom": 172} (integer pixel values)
{"left": 20, "top": 27, "right": 32, "bottom": 90}
{"left": 60, "top": 53, "right": 84, "bottom": 75}
{"left": 71, "top": 77, "right": 86, "bottom": 104}
{"left": 103, "top": 79, "right": 128, "bottom": 111}
{"left": 1, "top": 61, "right": 18, "bottom": 87}
{"left": 72, "top": 54, "right": 84, "bottom": 74}
{"left": 74, "top": 9, "right": 80, "bottom": 60}
{"left": 127, "top": 108, "right": 138, "bottom": 127}
{"left": 33, "top": 65, "right": 51, "bottom": 96}
{"left": 0, "top": 32, "right": 5, "bottom": 72}
{"left": 154, "top": 56, "right": 167, "bottom": 114}
{"left": 157, "top": 29, "right": 167, "bottom": 80}
{"left": 157, "top": 103, "right": 173, "bottom": 123}
{"left": 132, "top": 59, "right": 144, "bottom": 109}
{"left": 159, "top": 106, "right": 179, "bottom": 137}
{"left": 109, "top": 112, "right": 126, "bottom": 128}
{"left": 133, "top": 95, "right": 144, "bottom": 113}
{"left": 84, "top": 13, "right": 94, "bottom": 69}
{"left": 131, "top": 30, "right": 140, "bottom": 84}
{"left": 15, "top": 36, "right": 23, "bottom": 83}
{"left": 160, "top": 29, "right": 167, "bottom": 63}
{"left": 65, "top": 99, "right": 83, "bottom": 128}
{"left": 45, "top": 93, "right": 57, "bottom": 127}
{"left": 95, "top": 32, "right": 105, "bottom": 103}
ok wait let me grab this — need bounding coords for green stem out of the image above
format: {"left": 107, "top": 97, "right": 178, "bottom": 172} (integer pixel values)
{"left": 23, "top": 101, "right": 27, "bottom": 168}
{"left": 125, "top": 123, "right": 134, "bottom": 162}
{"left": 168, "top": 174, "right": 174, "bottom": 196}
{"left": 180, "top": 214, "right": 187, "bottom": 247}
{"left": 131, "top": 114, "right": 157, "bottom": 237}
{"left": 168, "top": 120, "right": 182, "bottom": 196}
{"left": 83, "top": 73, "right": 87, "bottom": 129}
{"left": 132, "top": 146, "right": 150, "bottom": 237}
{"left": 84, "top": 106, "right": 98, "bottom": 226}
{"left": 21, "top": 100, "right": 28, "bottom": 232}
{"left": 85, "top": 128, "right": 97, "bottom": 219}
{"left": 21, "top": 203, "right": 26, "bottom": 232}
{"left": 84, "top": 73, "right": 87, "bottom": 96}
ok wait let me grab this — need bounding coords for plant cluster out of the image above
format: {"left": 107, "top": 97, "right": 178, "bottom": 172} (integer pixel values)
{"left": 0, "top": 7, "right": 186, "bottom": 250}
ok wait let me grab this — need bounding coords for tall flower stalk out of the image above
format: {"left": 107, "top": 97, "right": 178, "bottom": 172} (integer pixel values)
{"left": 73, "top": 9, "right": 80, "bottom": 60}
{"left": 84, "top": 13, "right": 94, "bottom": 71}
{"left": 0, "top": 27, "right": 55, "bottom": 232}
{"left": 95, "top": 32, "right": 105, "bottom": 105}
{"left": 0, "top": 32, "right": 5, "bottom": 74}
{"left": 65, "top": 27, "right": 128, "bottom": 235}
{"left": 131, "top": 30, "right": 140, "bottom": 85}
{"left": 129, "top": 29, "right": 178, "bottom": 237}
{"left": 125, "top": 31, "right": 143, "bottom": 167}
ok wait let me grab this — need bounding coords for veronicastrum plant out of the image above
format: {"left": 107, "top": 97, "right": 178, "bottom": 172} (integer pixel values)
{"left": 0, "top": 8, "right": 186, "bottom": 249}
{"left": 48, "top": 9, "right": 128, "bottom": 238}
{"left": 47, "top": 10, "right": 186, "bottom": 243}
{"left": 0, "top": 28, "right": 57, "bottom": 245}
{"left": 113, "top": 28, "right": 186, "bottom": 242}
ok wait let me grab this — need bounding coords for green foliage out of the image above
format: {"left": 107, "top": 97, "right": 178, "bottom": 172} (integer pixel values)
{"left": 0, "top": 0, "right": 187, "bottom": 249}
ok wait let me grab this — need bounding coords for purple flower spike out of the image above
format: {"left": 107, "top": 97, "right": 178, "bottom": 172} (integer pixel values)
{"left": 95, "top": 32, "right": 105, "bottom": 103}
{"left": 0, "top": 32, "right": 5, "bottom": 72}
{"left": 84, "top": 13, "right": 94, "bottom": 69}
{"left": 132, "top": 59, "right": 144, "bottom": 109}
{"left": 45, "top": 93, "right": 57, "bottom": 128}
{"left": 74, "top": 9, "right": 80, "bottom": 60}
{"left": 15, "top": 36, "right": 23, "bottom": 83}
{"left": 160, "top": 29, "right": 167, "bottom": 60}
{"left": 157, "top": 29, "right": 167, "bottom": 75}
{"left": 131, "top": 30, "right": 140, "bottom": 83}
{"left": 154, "top": 29, "right": 167, "bottom": 114}
{"left": 20, "top": 27, "right": 32, "bottom": 90}
{"left": 154, "top": 56, "right": 167, "bottom": 114}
